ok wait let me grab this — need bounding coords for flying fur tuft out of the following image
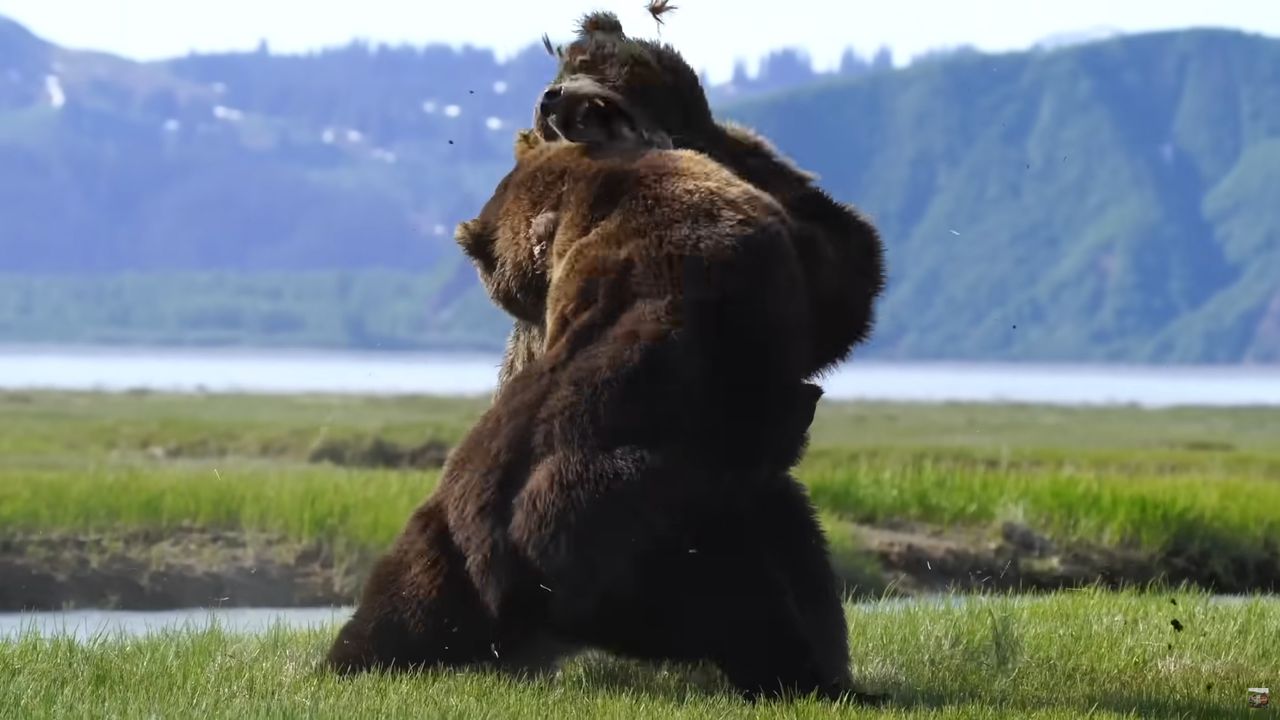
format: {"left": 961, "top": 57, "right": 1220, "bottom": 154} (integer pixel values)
{"left": 646, "top": 0, "right": 678, "bottom": 27}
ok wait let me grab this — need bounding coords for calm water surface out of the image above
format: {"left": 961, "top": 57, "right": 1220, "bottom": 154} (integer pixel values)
{"left": 3, "top": 346, "right": 1280, "bottom": 406}
{"left": 0, "top": 607, "right": 352, "bottom": 641}
{"left": 1, "top": 596, "right": 1258, "bottom": 641}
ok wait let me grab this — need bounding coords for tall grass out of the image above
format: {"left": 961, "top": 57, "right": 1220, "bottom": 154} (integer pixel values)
{"left": 4, "top": 453, "right": 1277, "bottom": 565}
{"left": 0, "top": 464, "right": 435, "bottom": 551}
{"left": 801, "top": 452, "right": 1280, "bottom": 550}
{"left": 2, "top": 391, "right": 1278, "bottom": 559}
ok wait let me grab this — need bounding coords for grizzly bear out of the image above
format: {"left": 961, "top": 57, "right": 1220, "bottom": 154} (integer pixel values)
{"left": 495, "top": 11, "right": 887, "bottom": 389}
{"left": 478, "top": 16, "right": 883, "bottom": 699}
{"left": 328, "top": 125, "right": 866, "bottom": 702}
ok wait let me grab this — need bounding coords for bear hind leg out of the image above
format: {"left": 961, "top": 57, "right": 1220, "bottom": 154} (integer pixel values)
{"left": 326, "top": 503, "right": 501, "bottom": 675}
{"left": 690, "top": 559, "right": 849, "bottom": 702}
{"left": 552, "top": 541, "right": 851, "bottom": 702}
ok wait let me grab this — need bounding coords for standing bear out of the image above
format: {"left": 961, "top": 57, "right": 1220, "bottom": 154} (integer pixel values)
{"left": 327, "top": 114, "right": 870, "bottom": 701}
{"left": 475, "top": 10, "right": 888, "bottom": 699}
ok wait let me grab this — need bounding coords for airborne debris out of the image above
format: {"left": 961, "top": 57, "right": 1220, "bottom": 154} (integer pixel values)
{"left": 1170, "top": 618, "right": 1184, "bottom": 632}
{"left": 646, "top": 0, "right": 677, "bottom": 30}
{"left": 541, "top": 33, "right": 563, "bottom": 59}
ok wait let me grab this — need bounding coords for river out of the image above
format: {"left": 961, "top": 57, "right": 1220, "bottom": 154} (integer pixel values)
{"left": 2, "top": 346, "right": 1280, "bottom": 406}
{"left": 0, "top": 607, "right": 351, "bottom": 641}
{"left": 1, "top": 595, "right": 1261, "bottom": 641}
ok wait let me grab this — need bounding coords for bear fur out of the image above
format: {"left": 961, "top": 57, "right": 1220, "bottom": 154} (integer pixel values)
{"left": 494, "top": 11, "right": 887, "bottom": 388}
{"left": 479, "top": 19, "right": 884, "bottom": 699}
{"left": 327, "top": 128, "right": 862, "bottom": 702}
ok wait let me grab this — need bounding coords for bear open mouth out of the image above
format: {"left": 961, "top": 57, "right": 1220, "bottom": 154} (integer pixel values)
{"left": 574, "top": 97, "right": 640, "bottom": 140}
{"left": 536, "top": 81, "right": 648, "bottom": 147}
{"left": 535, "top": 79, "right": 672, "bottom": 150}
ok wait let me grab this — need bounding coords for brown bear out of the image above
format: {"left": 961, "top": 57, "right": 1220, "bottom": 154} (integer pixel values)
{"left": 495, "top": 11, "right": 886, "bottom": 389}
{"left": 478, "top": 16, "right": 884, "bottom": 701}
{"left": 328, "top": 123, "right": 866, "bottom": 702}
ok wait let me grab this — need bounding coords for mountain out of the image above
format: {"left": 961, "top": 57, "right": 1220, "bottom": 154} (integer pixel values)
{"left": 726, "top": 29, "right": 1280, "bottom": 363}
{"left": 0, "top": 18, "right": 1277, "bottom": 362}
{"left": 1034, "top": 27, "right": 1124, "bottom": 51}
{"left": 0, "top": 19, "right": 873, "bottom": 273}
{"left": 0, "top": 21, "right": 524, "bottom": 275}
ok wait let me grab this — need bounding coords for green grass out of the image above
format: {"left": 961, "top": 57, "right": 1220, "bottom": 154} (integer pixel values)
{"left": 2, "top": 392, "right": 1279, "bottom": 572}
{"left": 1, "top": 394, "right": 1277, "bottom": 716}
{"left": 803, "top": 451, "right": 1279, "bottom": 549}
{"left": 0, "top": 464, "right": 432, "bottom": 552}
{"left": 2, "top": 589, "right": 1276, "bottom": 719}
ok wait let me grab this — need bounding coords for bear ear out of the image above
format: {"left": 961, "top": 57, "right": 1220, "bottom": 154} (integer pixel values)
{"left": 577, "top": 11, "right": 624, "bottom": 40}
{"left": 454, "top": 218, "right": 497, "bottom": 274}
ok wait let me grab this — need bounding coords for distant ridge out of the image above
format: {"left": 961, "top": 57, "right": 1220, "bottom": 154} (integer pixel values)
{"left": 0, "top": 17, "right": 1277, "bottom": 362}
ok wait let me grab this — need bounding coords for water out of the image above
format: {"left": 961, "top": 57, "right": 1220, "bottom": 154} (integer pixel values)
{"left": 2, "top": 595, "right": 1259, "bottom": 641}
{"left": 0, "top": 346, "right": 502, "bottom": 397}
{"left": 2, "top": 345, "right": 1280, "bottom": 406}
{"left": 0, "top": 606, "right": 353, "bottom": 641}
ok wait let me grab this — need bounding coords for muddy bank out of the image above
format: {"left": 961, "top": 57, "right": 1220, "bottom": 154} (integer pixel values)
{"left": 847, "top": 521, "right": 1280, "bottom": 596}
{"left": 2, "top": 523, "right": 1276, "bottom": 611}
{"left": 0, "top": 529, "right": 356, "bottom": 611}
{"left": 142, "top": 435, "right": 451, "bottom": 470}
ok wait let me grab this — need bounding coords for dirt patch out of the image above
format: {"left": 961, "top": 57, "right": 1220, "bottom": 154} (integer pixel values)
{"left": 306, "top": 437, "right": 450, "bottom": 470}
{"left": 0, "top": 528, "right": 359, "bottom": 611}
{"left": 3, "top": 520, "right": 1276, "bottom": 611}
{"left": 844, "top": 520, "right": 1280, "bottom": 596}
{"left": 141, "top": 436, "right": 452, "bottom": 470}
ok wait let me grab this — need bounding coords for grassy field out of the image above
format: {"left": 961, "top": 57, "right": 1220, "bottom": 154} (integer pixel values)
{"left": 2, "top": 589, "right": 1276, "bottom": 719}
{"left": 2, "top": 392, "right": 1279, "bottom": 717}
{"left": 2, "top": 391, "right": 1279, "bottom": 585}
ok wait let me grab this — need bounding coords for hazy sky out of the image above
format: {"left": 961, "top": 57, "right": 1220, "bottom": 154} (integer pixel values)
{"left": 3, "top": 0, "right": 1278, "bottom": 82}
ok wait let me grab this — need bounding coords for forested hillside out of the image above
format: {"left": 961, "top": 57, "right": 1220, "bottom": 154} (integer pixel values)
{"left": 728, "top": 30, "right": 1280, "bottom": 362}
{"left": 1, "top": 16, "right": 1277, "bottom": 361}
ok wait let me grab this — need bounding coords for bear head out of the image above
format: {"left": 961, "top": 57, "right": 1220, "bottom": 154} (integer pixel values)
{"left": 537, "top": 12, "right": 714, "bottom": 146}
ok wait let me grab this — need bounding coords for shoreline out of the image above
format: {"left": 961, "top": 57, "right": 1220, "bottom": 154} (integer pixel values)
{"left": 4, "top": 353, "right": 1280, "bottom": 405}
{"left": 5, "top": 391, "right": 1277, "bottom": 614}
{"left": 4, "top": 522, "right": 1275, "bottom": 613}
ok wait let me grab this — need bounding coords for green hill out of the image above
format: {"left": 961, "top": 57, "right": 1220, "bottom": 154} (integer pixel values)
{"left": 725, "top": 30, "right": 1280, "bottom": 362}
{"left": 0, "top": 18, "right": 1277, "bottom": 362}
